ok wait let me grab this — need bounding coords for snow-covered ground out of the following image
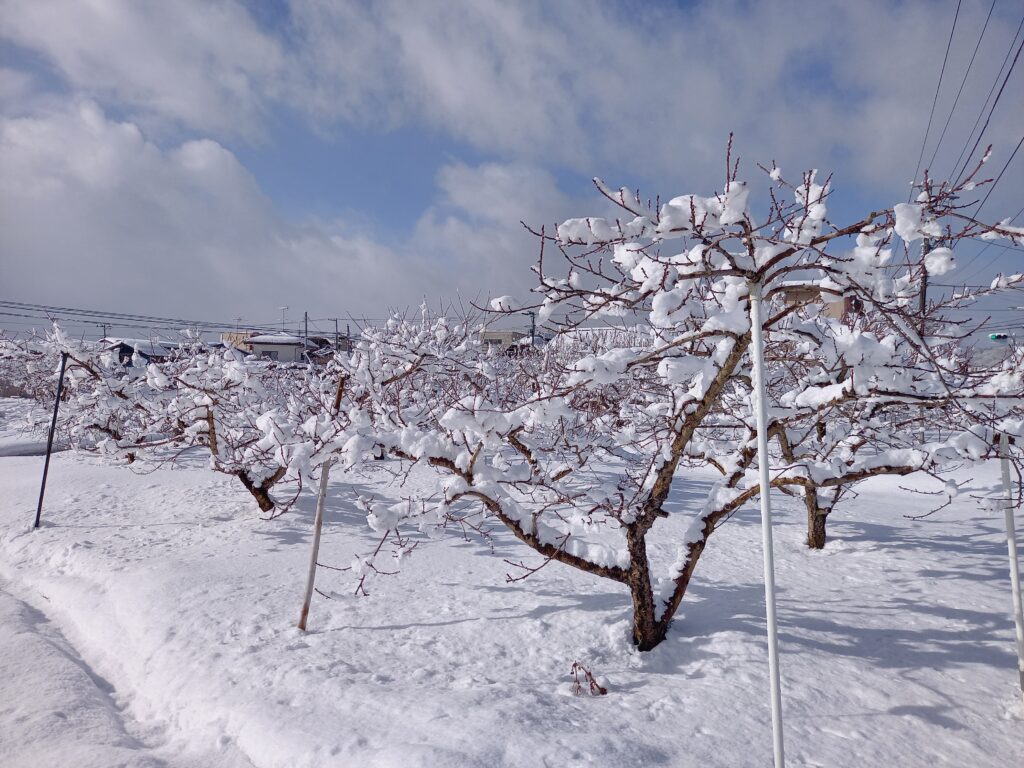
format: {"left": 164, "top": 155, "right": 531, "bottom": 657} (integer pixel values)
{"left": 0, "top": 397, "right": 65, "bottom": 457}
{"left": 0, "top": 399, "right": 1022, "bottom": 767}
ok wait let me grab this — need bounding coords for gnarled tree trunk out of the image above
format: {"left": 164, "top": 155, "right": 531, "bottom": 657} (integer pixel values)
{"left": 803, "top": 488, "right": 830, "bottom": 549}
{"left": 237, "top": 467, "right": 287, "bottom": 513}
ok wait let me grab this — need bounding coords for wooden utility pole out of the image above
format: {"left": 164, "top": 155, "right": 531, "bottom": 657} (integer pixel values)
{"left": 326, "top": 318, "right": 340, "bottom": 351}
{"left": 522, "top": 310, "right": 536, "bottom": 346}
{"left": 919, "top": 239, "right": 931, "bottom": 335}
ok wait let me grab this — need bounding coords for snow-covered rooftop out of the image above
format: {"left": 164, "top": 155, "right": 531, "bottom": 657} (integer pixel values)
{"left": 248, "top": 334, "right": 307, "bottom": 345}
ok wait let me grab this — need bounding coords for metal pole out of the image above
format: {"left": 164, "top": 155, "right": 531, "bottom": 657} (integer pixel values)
{"left": 919, "top": 240, "right": 930, "bottom": 444}
{"left": 999, "top": 432, "right": 1024, "bottom": 701}
{"left": 34, "top": 352, "right": 69, "bottom": 529}
{"left": 748, "top": 282, "right": 786, "bottom": 767}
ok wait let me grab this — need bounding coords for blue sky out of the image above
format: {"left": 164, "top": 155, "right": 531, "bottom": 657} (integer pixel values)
{"left": 1, "top": 0, "right": 1022, "bottom": 336}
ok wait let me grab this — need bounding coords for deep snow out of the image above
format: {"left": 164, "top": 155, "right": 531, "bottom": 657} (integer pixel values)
{"left": 0, "top": 399, "right": 1022, "bottom": 767}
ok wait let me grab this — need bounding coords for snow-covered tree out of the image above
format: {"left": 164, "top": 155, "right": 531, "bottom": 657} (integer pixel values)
{"left": 11, "top": 327, "right": 343, "bottom": 514}
{"left": 330, "top": 146, "right": 1024, "bottom": 650}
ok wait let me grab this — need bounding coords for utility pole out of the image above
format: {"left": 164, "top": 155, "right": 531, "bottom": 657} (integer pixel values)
{"left": 919, "top": 239, "right": 931, "bottom": 336}
{"left": 279, "top": 306, "right": 289, "bottom": 331}
{"left": 522, "top": 310, "right": 536, "bottom": 346}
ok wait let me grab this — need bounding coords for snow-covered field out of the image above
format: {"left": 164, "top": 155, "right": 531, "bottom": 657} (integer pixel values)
{"left": 0, "top": 399, "right": 1022, "bottom": 767}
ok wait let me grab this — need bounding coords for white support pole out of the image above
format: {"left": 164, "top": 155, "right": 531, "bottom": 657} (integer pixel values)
{"left": 998, "top": 432, "right": 1024, "bottom": 702}
{"left": 748, "top": 281, "right": 786, "bottom": 767}
{"left": 298, "top": 458, "right": 333, "bottom": 630}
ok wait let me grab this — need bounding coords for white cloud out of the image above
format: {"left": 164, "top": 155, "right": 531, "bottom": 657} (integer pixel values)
{"left": 2, "top": 0, "right": 1022, "bottom": 327}
{"left": 0, "top": 102, "right": 364, "bottom": 319}
{"left": 0, "top": 66, "right": 33, "bottom": 106}
{"left": 283, "top": 0, "right": 1024, "bottom": 195}
{"left": 4, "top": 0, "right": 1021, "bottom": 197}
{"left": 0, "top": 103, "right": 564, "bottom": 323}
{"left": 0, "top": 0, "right": 285, "bottom": 139}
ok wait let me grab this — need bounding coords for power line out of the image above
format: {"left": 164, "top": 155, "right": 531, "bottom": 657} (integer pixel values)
{"left": 953, "top": 32, "right": 1024, "bottom": 184}
{"left": 910, "top": 0, "right": 963, "bottom": 201}
{"left": 955, "top": 203, "right": 1024, "bottom": 283}
{"left": 0, "top": 300, "right": 309, "bottom": 338}
{"left": 948, "top": 11, "right": 1024, "bottom": 180}
{"left": 974, "top": 132, "right": 1024, "bottom": 218}
{"left": 926, "top": 0, "right": 997, "bottom": 174}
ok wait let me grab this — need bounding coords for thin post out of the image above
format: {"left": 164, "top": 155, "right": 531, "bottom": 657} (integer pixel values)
{"left": 523, "top": 310, "right": 536, "bottom": 346}
{"left": 298, "top": 376, "right": 347, "bottom": 630}
{"left": 298, "top": 458, "right": 333, "bottom": 630}
{"left": 999, "top": 432, "right": 1024, "bottom": 701}
{"left": 748, "top": 282, "right": 786, "bottom": 768}
{"left": 34, "top": 352, "right": 69, "bottom": 529}
{"left": 919, "top": 240, "right": 930, "bottom": 444}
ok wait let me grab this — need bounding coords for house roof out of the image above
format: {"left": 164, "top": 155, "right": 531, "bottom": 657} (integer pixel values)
{"left": 248, "top": 333, "right": 309, "bottom": 346}
{"left": 103, "top": 338, "right": 177, "bottom": 355}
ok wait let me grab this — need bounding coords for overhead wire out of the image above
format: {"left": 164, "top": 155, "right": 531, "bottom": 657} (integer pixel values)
{"left": 952, "top": 32, "right": 1024, "bottom": 184}
{"left": 955, "top": 207, "right": 1024, "bottom": 285}
{"left": 948, "top": 10, "right": 1024, "bottom": 179}
{"left": 926, "top": 0, "right": 998, "bottom": 174}
{"left": 909, "top": 0, "right": 963, "bottom": 201}
{"left": 973, "top": 131, "right": 1024, "bottom": 219}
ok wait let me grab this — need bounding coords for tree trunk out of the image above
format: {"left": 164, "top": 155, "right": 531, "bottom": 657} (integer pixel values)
{"left": 804, "top": 490, "right": 829, "bottom": 549}
{"left": 237, "top": 468, "right": 286, "bottom": 513}
{"left": 625, "top": 526, "right": 666, "bottom": 651}
{"left": 807, "top": 511, "right": 827, "bottom": 549}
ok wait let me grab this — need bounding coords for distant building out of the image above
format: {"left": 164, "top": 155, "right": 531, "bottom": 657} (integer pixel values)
{"left": 246, "top": 333, "right": 316, "bottom": 363}
{"left": 220, "top": 332, "right": 254, "bottom": 353}
{"left": 779, "top": 285, "right": 855, "bottom": 320}
{"left": 222, "top": 331, "right": 350, "bottom": 362}
{"left": 480, "top": 329, "right": 529, "bottom": 354}
{"left": 102, "top": 338, "right": 176, "bottom": 364}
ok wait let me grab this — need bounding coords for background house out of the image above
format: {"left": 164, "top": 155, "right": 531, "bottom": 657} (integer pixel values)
{"left": 479, "top": 329, "right": 529, "bottom": 354}
{"left": 101, "top": 338, "right": 177, "bottom": 364}
{"left": 246, "top": 333, "right": 314, "bottom": 362}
